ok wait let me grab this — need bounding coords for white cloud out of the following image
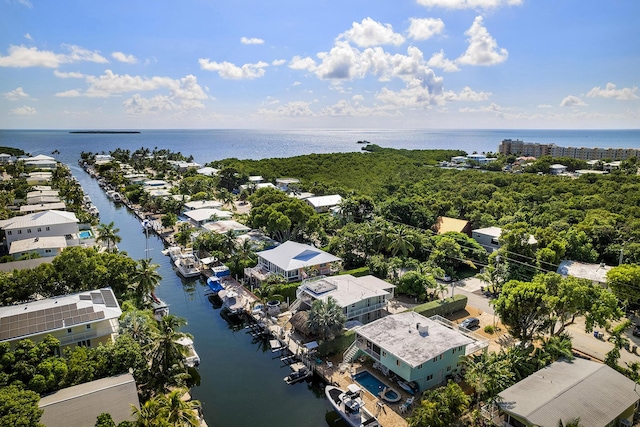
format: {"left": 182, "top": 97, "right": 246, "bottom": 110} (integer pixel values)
{"left": 459, "top": 102, "right": 508, "bottom": 113}
{"left": 17, "top": 0, "right": 33, "bottom": 8}
{"left": 4, "top": 87, "right": 29, "bottom": 101}
{"left": 289, "top": 56, "right": 317, "bottom": 71}
{"left": 112, "top": 51, "right": 138, "bottom": 64}
{"left": 0, "top": 44, "right": 107, "bottom": 68}
{"left": 122, "top": 93, "right": 206, "bottom": 115}
{"left": 339, "top": 18, "right": 405, "bottom": 47}
{"left": 258, "top": 101, "right": 315, "bottom": 117}
{"left": 427, "top": 50, "right": 460, "bottom": 72}
{"left": 10, "top": 105, "right": 36, "bottom": 115}
{"left": 538, "top": 104, "right": 553, "bottom": 108}
{"left": 241, "top": 37, "right": 264, "bottom": 45}
{"left": 560, "top": 95, "right": 587, "bottom": 107}
{"left": 442, "top": 86, "right": 491, "bottom": 101}
{"left": 407, "top": 18, "right": 445, "bottom": 41}
{"left": 417, "top": 0, "right": 522, "bottom": 9}
{"left": 55, "top": 89, "right": 81, "bottom": 97}
{"left": 292, "top": 81, "right": 302, "bottom": 86}
{"left": 54, "top": 70, "right": 85, "bottom": 79}
{"left": 198, "top": 59, "right": 268, "bottom": 79}
{"left": 24, "top": 33, "right": 33, "bottom": 41}
{"left": 272, "top": 59, "right": 286, "bottom": 66}
{"left": 456, "top": 16, "right": 508, "bottom": 66}
{"left": 587, "top": 82, "right": 639, "bottom": 100}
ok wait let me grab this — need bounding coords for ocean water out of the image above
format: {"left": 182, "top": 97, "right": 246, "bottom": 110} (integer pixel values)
{"left": 2, "top": 128, "right": 639, "bottom": 165}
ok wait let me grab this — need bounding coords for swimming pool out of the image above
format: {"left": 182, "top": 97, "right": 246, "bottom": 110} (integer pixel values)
{"left": 79, "top": 230, "right": 93, "bottom": 239}
{"left": 353, "top": 370, "right": 401, "bottom": 403}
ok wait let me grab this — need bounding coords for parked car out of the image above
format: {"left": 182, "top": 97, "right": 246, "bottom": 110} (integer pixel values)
{"left": 633, "top": 325, "right": 640, "bottom": 337}
{"left": 460, "top": 317, "right": 480, "bottom": 329}
{"left": 439, "top": 274, "right": 452, "bottom": 282}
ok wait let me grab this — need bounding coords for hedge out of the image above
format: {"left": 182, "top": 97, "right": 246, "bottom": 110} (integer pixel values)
{"left": 409, "top": 294, "right": 468, "bottom": 317}
{"left": 318, "top": 330, "right": 356, "bottom": 357}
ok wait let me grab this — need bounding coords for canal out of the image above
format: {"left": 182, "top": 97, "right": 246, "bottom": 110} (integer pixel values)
{"left": 70, "top": 163, "right": 339, "bottom": 426}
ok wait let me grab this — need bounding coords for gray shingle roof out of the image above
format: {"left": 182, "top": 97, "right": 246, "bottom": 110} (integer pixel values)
{"left": 498, "top": 358, "right": 639, "bottom": 427}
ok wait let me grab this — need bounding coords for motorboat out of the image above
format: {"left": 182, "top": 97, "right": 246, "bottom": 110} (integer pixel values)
{"left": 325, "top": 384, "right": 380, "bottom": 427}
{"left": 174, "top": 254, "right": 201, "bottom": 278}
{"left": 206, "top": 276, "right": 225, "bottom": 295}
{"left": 397, "top": 379, "right": 420, "bottom": 395}
{"left": 164, "top": 246, "right": 184, "bottom": 262}
{"left": 176, "top": 336, "right": 200, "bottom": 368}
{"left": 111, "top": 192, "right": 123, "bottom": 203}
{"left": 284, "top": 362, "right": 312, "bottom": 385}
{"left": 150, "top": 298, "right": 170, "bottom": 321}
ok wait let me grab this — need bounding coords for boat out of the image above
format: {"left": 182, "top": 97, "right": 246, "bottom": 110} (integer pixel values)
{"left": 206, "top": 276, "right": 225, "bottom": 295}
{"left": 88, "top": 205, "right": 99, "bottom": 217}
{"left": 176, "top": 336, "right": 200, "bottom": 368}
{"left": 325, "top": 384, "right": 380, "bottom": 427}
{"left": 397, "top": 379, "right": 420, "bottom": 395}
{"left": 284, "top": 362, "right": 312, "bottom": 384}
{"left": 150, "top": 297, "right": 170, "bottom": 321}
{"left": 112, "top": 192, "right": 123, "bottom": 203}
{"left": 164, "top": 246, "right": 184, "bottom": 261}
{"left": 219, "top": 288, "right": 245, "bottom": 315}
{"left": 174, "top": 254, "right": 201, "bottom": 278}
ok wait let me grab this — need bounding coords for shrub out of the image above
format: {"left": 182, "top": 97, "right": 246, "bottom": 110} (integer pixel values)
{"left": 484, "top": 325, "right": 495, "bottom": 334}
{"left": 411, "top": 294, "right": 468, "bottom": 317}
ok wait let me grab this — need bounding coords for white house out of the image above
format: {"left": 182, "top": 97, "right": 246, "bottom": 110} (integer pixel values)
{"left": 294, "top": 274, "right": 395, "bottom": 324}
{"left": 203, "top": 220, "right": 250, "bottom": 236}
{"left": 305, "top": 194, "right": 343, "bottom": 213}
{"left": 9, "top": 235, "right": 67, "bottom": 259}
{"left": 245, "top": 240, "right": 341, "bottom": 284}
{"left": 0, "top": 287, "right": 122, "bottom": 349}
{"left": 184, "top": 200, "right": 223, "bottom": 211}
{"left": 0, "top": 210, "right": 80, "bottom": 252}
{"left": 276, "top": 177, "right": 300, "bottom": 191}
{"left": 556, "top": 260, "right": 611, "bottom": 287}
{"left": 472, "top": 226, "right": 537, "bottom": 253}
{"left": 24, "top": 154, "right": 57, "bottom": 169}
{"left": 196, "top": 166, "right": 219, "bottom": 176}
{"left": 549, "top": 164, "right": 568, "bottom": 175}
{"left": 183, "top": 208, "right": 232, "bottom": 227}
{"left": 0, "top": 153, "right": 15, "bottom": 163}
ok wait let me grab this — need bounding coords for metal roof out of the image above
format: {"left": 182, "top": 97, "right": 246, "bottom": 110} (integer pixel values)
{"left": 8, "top": 235, "right": 67, "bottom": 254}
{"left": 301, "top": 275, "right": 394, "bottom": 308}
{"left": 0, "top": 210, "right": 78, "bottom": 230}
{"left": 498, "top": 358, "right": 639, "bottom": 427}
{"left": 256, "top": 240, "right": 341, "bottom": 272}
{"left": 184, "top": 208, "right": 233, "bottom": 222}
{"left": 306, "top": 194, "right": 342, "bottom": 208}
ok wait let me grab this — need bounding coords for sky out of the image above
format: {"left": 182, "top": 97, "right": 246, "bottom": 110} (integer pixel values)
{"left": 0, "top": 0, "right": 639, "bottom": 130}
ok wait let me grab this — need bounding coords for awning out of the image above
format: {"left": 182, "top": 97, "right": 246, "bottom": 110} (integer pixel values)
{"left": 304, "top": 341, "right": 319, "bottom": 351}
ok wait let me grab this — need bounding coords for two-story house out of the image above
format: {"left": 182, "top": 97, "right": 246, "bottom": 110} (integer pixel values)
{"left": 345, "top": 312, "right": 488, "bottom": 392}
{"left": 0, "top": 210, "right": 80, "bottom": 253}
{"left": 293, "top": 275, "right": 395, "bottom": 324}
{"left": 0, "top": 288, "right": 122, "bottom": 350}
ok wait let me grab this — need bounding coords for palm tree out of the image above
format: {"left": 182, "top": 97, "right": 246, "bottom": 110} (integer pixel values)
{"left": 536, "top": 333, "right": 574, "bottom": 368}
{"left": 131, "top": 258, "right": 162, "bottom": 304}
{"left": 131, "top": 397, "right": 168, "bottom": 427}
{"left": 388, "top": 225, "right": 415, "bottom": 258}
{"left": 162, "top": 388, "right": 201, "bottom": 427}
{"left": 306, "top": 296, "right": 346, "bottom": 341}
{"left": 605, "top": 320, "right": 632, "bottom": 368}
{"left": 174, "top": 223, "right": 194, "bottom": 247}
{"left": 463, "top": 352, "right": 514, "bottom": 408}
{"left": 145, "top": 315, "right": 192, "bottom": 395}
{"left": 96, "top": 221, "right": 121, "bottom": 252}
{"left": 119, "top": 307, "right": 155, "bottom": 347}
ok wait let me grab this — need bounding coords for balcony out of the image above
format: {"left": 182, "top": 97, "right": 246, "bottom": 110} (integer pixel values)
{"left": 347, "top": 302, "right": 386, "bottom": 319}
{"left": 58, "top": 326, "right": 116, "bottom": 347}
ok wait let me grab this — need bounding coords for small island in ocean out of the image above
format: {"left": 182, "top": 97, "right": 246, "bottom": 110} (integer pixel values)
{"left": 69, "top": 130, "right": 141, "bottom": 134}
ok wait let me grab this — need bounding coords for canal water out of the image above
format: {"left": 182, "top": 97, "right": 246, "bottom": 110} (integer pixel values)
{"left": 70, "top": 164, "right": 340, "bottom": 427}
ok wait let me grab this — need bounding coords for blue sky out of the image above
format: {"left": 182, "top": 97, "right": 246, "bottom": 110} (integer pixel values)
{"left": 0, "top": 0, "right": 638, "bottom": 129}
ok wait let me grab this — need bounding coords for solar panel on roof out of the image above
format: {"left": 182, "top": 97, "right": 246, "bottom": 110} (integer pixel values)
{"left": 100, "top": 289, "right": 118, "bottom": 308}
{"left": 91, "top": 292, "right": 104, "bottom": 304}
{"left": 96, "top": 312, "right": 105, "bottom": 319}
{"left": 79, "top": 294, "right": 92, "bottom": 300}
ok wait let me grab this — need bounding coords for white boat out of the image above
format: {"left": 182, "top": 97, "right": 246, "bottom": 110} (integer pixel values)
{"left": 88, "top": 205, "right": 99, "bottom": 216}
{"left": 165, "top": 246, "right": 184, "bottom": 262}
{"left": 174, "top": 254, "right": 201, "bottom": 278}
{"left": 151, "top": 297, "right": 170, "bottom": 321}
{"left": 284, "top": 362, "right": 312, "bottom": 384}
{"left": 325, "top": 385, "right": 380, "bottom": 427}
{"left": 176, "top": 336, "right": 200, "bottom": 368}
{"left": 112, "top": 192, "right": 123, "bottom": 203}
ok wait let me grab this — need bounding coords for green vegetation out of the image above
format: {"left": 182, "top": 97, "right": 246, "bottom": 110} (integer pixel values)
{"left": 411, "top": 295, "right": 468, "bottom": 318}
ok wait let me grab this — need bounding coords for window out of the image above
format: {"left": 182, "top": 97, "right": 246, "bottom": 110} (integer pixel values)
{"left": 45, "top": 249, "right": 52, "bottom": 253}
{"left": 77, "top": 340, "right": 91, "bottom": 347}
{"left": 67, "top": 328, "right": 72, "bottom": 334}
{"left": 426, "top": 374, "right": 433, "bottom": 381}
{"left": 7, "top": 231, "right": 11, "bottom": 235}
{"left": 37, "top": 228, "right": 42, "bottom": 232}
{"left": 416, "top": 363, "right": 423, "bottom": 369}
{"left": 27, "top": 229, "right": 31, "bottom": 233}
{"left": 86, "top": 324, "right": 91, "bottom": 330}
{"left": 382, "top": 351, "right": 386, "bottom": 357}
{"left": 447, "top": 366, "right": 451, "bottom": 372}
{"left": 452, "top": 348, "right": 456, "bottom": 354}
{"left": 439, "top": 354, "right": 443, "bottom": 360}
{"left": 396, "top": 360, "right": 401, "bottom": 366}
{"left": 46, "top": 226, "right": 50, "bottom": 231}
{"left": 17, "top": 230, "right": 22, "bottom": 234}
{"left": 433, "top": 357, "right": 437, "bottom": 363}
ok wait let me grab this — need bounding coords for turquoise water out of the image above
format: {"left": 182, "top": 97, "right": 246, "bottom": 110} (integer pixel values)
{"left": 78, "top": 230, "right": 92, "bottom": 239}
{"left": 353, "top": 370, "right": 399, "bottom": 402}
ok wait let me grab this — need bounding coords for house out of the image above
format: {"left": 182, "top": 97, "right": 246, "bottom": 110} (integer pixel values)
{"left": 294, "top": 274, "right": 395, "bottom": 324}
{"left": 8, "top": 235, "right": 67, "bottom": 259}
{"left": 124, "top": 173, "right": 148, "bottom": 184}
{"left": 203, "top": 220, "right": 250, "bottom": 236}
{"left": 184, "top": 208, "right": 233, "bottom": 227}
{"left": 26, "top": 171, "right": 52, "bottom": 185}
{"left": 245, "top": 240, "right": 341, "bottom": 285}
{"left": 347, "top": 312, "right": 487, "bottom": 392}
{"left": 0, "top": 287, "right": 122, "bottom": 349}
{"left": 169, "top": 160, "right": 202, "bottom": 172}
{"left": 26, "top": 189, "right": 61, "bottom": 205}
{"left": 0, "top": 153, "right": 14, "bottom": 163}
{"left": 248, "top": 175, "right": 265, "bottom": 184}
{"left": 276, "top": 177, "right": 300, "bottom": 191}
{"left": 20, "top": 202, "right": 67, "bottom": 213}
{"left": 0, "top": 210, "right": 80, "bottom": 251}
{"left": 434, "top": 216, "right": 472, "bottom": 236}
{"left": 472, "top": 226, "right": 537, "bottom": 253}
{"left": 184, "top": 200, "right": 223, "bottom": 211}
{"left": 305, "top": 194, "right": 343, "bottom": 213}
{"left": 556, "top": 260, "right": 611, "bottom": 287}
{"left": 38, "top": 373, "right": 140, "bottom": 427}
{"left": 94, "top": 154, "right": 113, "bottom": 163}
{"left": 196, "top": 166, "right": 219, "bottom": 176}
{"left": 497, "top": 358, "right": 639, "bottom": 427}
{"left": 24, "top": 154, "right": 57, "bottom": 169}
{"left": 549, "top": 164, "right": 568, "bottom": 175}
{"left": 143, "top": 179, "right": 170, "bottom": 190}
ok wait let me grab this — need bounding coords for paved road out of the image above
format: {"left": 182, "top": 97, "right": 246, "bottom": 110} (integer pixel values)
{"left": 443, "top": 278, "right": 640, "bottom": 367}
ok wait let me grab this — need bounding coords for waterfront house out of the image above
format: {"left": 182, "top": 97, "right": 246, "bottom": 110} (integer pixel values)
{"left": 434, "top": 216, "right": 472, "bottom": 236}
{"left": 0, "top": 153, "right": 14, "bottom": 163}
{"left": 8, "top": 235, "right": 67, "bottom": 259}
{"left": 38, "top": 373, "right": 139, "bottom": 427}
{"left": 293, "top": 274, "right": 395, "bottom": 324}
{"left": 196, "top": 166, "right": 219, "bottom": 176}
{"left": 472, "top": 226, "right": 537, "bottom": 253}
{"left": 203, "top": 219, "right": 250, "bottom": 236}
{"left": 26, "top": 171, "right": 52, "bottom": 185}
{"left": 0, "top": 210, "right": 80, "bottom": 252}
{"left": 20, "top": 202, "right": 67, "bottom": 213}
{"left": 556, "top": 260, "right": 611, "bottom": 287}
{"left": 184, "top": 199, "right": 223, "bottom": 211}
{"left": 245, "top": 240, "right": 341, "bottom": 285}
{"left": 184, "top": 208, "right": 233, "bottom": 227}
{"left": 305, "top": 194, "right": 343, "bottom": 213}
{"left": 496, "top": 358, "right": 638, "bottom": 427}
{"left": 26, "top": 189, "right": 60, "bottom": 205}
{"left": 0, "top": 287, "right": 122, "bottom": 350}
{"left": 24, "top": 154, "right": 57, "bottom": 169}
{"left": 346, "top": 312, "right": 487, "bottom": 392}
